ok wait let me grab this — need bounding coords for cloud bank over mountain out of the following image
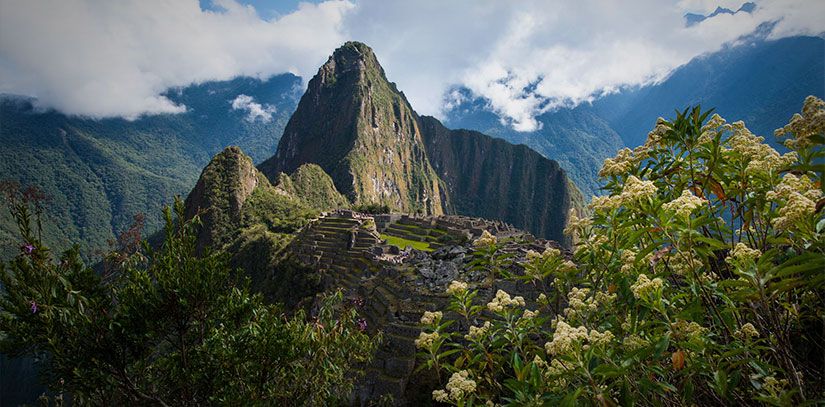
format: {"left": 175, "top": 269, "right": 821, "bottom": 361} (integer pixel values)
{"left": 1, "top": 0, "right": 822, "bottom": 129}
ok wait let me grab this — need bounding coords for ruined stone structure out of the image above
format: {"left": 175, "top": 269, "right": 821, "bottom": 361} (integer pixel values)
{"left": 281, "top": 211, "right": 563, "bottom": 405}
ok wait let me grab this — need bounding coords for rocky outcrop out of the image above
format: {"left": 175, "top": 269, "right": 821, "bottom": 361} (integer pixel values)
{"left": 418, "top": 116, "right": 583, "bottom": 244}
{"left": 260, "top": 42, "right": 445, "bottom": 215}
{"left": 184, "top": 146, "right": 269, "bottom": 251}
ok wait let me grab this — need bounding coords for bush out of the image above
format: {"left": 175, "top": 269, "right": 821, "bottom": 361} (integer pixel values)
{"left": 417, "top": 97, "right": 825, "bottom": 406}
{"left": 0, "top": 194, "right": 378, "bottom": 405}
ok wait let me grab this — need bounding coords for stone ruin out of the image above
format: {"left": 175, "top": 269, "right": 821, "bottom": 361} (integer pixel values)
{"left": 281, "top": 210, "right": 565, "bottom": 405}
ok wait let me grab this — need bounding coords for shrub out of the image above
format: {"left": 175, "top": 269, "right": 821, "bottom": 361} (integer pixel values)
{"left": 418, "top": 97, "right": 825, "bottom": 406}
{"left": 0, "top": 194, "right": 378, "bottom": 405}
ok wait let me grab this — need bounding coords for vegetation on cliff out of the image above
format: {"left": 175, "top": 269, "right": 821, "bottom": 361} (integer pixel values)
{"left": 418, "top": 97, "right": 825, "bottom": 405}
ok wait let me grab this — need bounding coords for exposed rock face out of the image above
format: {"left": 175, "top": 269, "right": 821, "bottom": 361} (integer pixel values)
{"left": 259, "top": 41, "right": 583, "bottom": 242}
{"left": 184, "top": 146, "right": 269, "bottom": 251}
{"left": 260, "top": 42, "right": 445, "bottom": 215}
{"left": 418, "top": 116, "right": 584, "bottom": 244}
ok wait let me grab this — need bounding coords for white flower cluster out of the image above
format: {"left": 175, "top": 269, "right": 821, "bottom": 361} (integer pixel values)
{"left": 564, "top": 209, "right": 592, "bottom": 240}
{"left": 767, "top": 174, "right": 821, "bottom": 232}
{"left": 775, "top": 95, "right": 825, "bottom": 149}
{"left": 630, "top": 274, "right": 664, "bottom": 301}
{"left": 620, "top": 249, "right": 637, "bottom": 274}
{"left": 662, "top": 189, "right": 707, "bottom": 218}
{"left": 545, "top": 320, "right": 589, "bottom": 355}
{"left": 761, "top": 376, "right": 789, "bottom": 398}
{"left": 465, "top": 321, "right": 491, "bottom": 341}
{"left": 589, "top": 176, "right": 658, "bottom": 213}
{"left": 725, "top": 242, "right": 762, "bottom": 265}
{"left": 521, "top": 309, "right": 539, "bottom": 320}
{"left": 734, "top": 322, "right": 760, "bottom": 341}
{"left": 774, "top": 192, "right": 817, "bottom": 231}
{"left": 599, "top": 148, "right": 635, "bottom": 177}
{"left": 620, "top": 176, "right": 658, "bottom": 204}
{"left": 565, "top": 287, "right": 615, "bottom": 321}
{"left": 432, "top": 370, "right": 477, "bottom": 403}
{"left": 415, "top": 331, "right": 439, "bottom": 349}
{"left": 420, "top": 311, "right": 442, "bottom": 325}
{"left": 446, "top": 280, "right": 468, "bottom": 295}
{"left": 474, "top": 230, "right": 497, "bottom": 248}
{"left": 486, "top": 290, "right": 526, "bottom": 313}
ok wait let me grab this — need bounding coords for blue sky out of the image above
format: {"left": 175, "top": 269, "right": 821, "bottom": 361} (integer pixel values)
{"left": 198, "top": 0, "right": 321, "bottom": 19}
{"left": 1, "top": 0, "right": 823, "bottom": 129}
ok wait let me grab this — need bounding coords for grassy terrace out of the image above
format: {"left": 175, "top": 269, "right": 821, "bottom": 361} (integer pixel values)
{"left": 380, "top": 234, "right": 433, "bottom": 252}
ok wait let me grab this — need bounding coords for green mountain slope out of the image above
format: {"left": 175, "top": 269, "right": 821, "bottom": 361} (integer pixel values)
{"left": 0, "top": 75, "right": 300, "bottom": 258}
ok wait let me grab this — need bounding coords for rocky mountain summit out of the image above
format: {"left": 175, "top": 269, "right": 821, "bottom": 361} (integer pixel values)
{"left": 260, "top": 42, "right": 583, "bottom": 240}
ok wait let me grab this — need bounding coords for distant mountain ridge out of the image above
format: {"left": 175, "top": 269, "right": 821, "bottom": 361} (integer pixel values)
{"left": 684, "top": 2, "right": 756, "bottom": 27}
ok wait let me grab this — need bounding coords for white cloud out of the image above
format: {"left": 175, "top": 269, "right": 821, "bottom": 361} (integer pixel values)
{"left": 0, "top": 0, "right": 354, "bottom": 118}
{"left": 0, "top": 0, "right": 822, "bottom": 129}
{"left": 343, "top": 0, "right": 825, "bottom": 131}
{"left": 231, "top": 94, "right": 276, "bottom": 122}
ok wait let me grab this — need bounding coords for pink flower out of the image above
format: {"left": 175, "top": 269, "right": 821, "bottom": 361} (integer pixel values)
{"left": 30, "top": 300, "right": 37, "bottom": 314}
{"left": 21, "top": 244, "right": 35, "bottom": 255}
{"left": 357, "top": 318, "right": 368, "bottom": 332}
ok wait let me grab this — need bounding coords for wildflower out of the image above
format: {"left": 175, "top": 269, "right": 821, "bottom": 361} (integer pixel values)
{"left": 350, "top": 296, "right": 364, "bottom": 308}
{"left": 415, "top": 331, "right": 439, "bottom": 349}
{"left": 588, "top": 329, "right": 614, "bottom": 347}
{"left": 662, "top": 189, "right": 706, "bottom": 218}
{"left": 432, "top": 389, "right": 449, "bottom": 403}
{"left": 356, "top": 318, "right": 367, "bottom": 332}
{"left": 773, "top": 192, "right": 816, "bottom": 231}
{"left": 537, "top": 293, "right": 548, "bottom": 304}
{"left": 486, "top": 290, "right": 525, "bottom": 313}
{"left": 620, "top": 249, "right": 637, "bottom": 274}
{"left": 767, "top": 173, "right": 822, "bottom": 202}
{"left": 545, "top": 320, "right": 589, "bottom": 355}
{"left": 775, "top": 95, "right": 825, "bottom": 149}
{"left": 630, "top": 274, "right": 664, "bottom": 301}
{"left": 474, "top": 230, "right": 497, "bottom": 248}
{"left": 30, "top": 300, "right": 37, "bottom": 314}
{"left": 564, "top": 209, "right": 592, "bottom": 239}
{"left": 522, "top": 309, "right": 538, "bottom": 320}
{"left": 588, "top": 195, "right": 622, "bottom": 212}
{"left": 21, "top": 244, "right": 35, "bottom": 255}
{"left": 734, "top": 322, "right": 760, "bottom": 341}
{"left": 446, "top": 280, "right": 468, "bottom": 295}
{"left": 420, "top": 311, "right": 442, "bottom": 325}
{"left": 726, "top": 243, "right": 762, "bottom": 265}
{"left": 599, "top": 148, "right": 634, "bottom": 177}
{"left": 619, "top": 176, "right": 657, "bottom": 204}
{"left": 465, "top": 321, "right": 491, "bottom": 341}
{"left": 444, "top": 370, "right": 476, "bottom": 401}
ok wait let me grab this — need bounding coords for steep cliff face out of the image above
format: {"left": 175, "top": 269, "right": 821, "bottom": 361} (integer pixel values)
{"left": 259, "top": 41, "right": 582, "bottom": 242}
{"left": 184, "top": 146, "right": 269, "bottom": 251}
{"left": 418, "top": 116, "right": 582, "bottom": 243}
{"left": 260, "top": 42, "right": 445, "bottom": 215}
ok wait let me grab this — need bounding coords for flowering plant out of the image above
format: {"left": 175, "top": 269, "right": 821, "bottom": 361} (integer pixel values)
{"left": 420, "top": 97, "right": 825, "bottom": 406}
